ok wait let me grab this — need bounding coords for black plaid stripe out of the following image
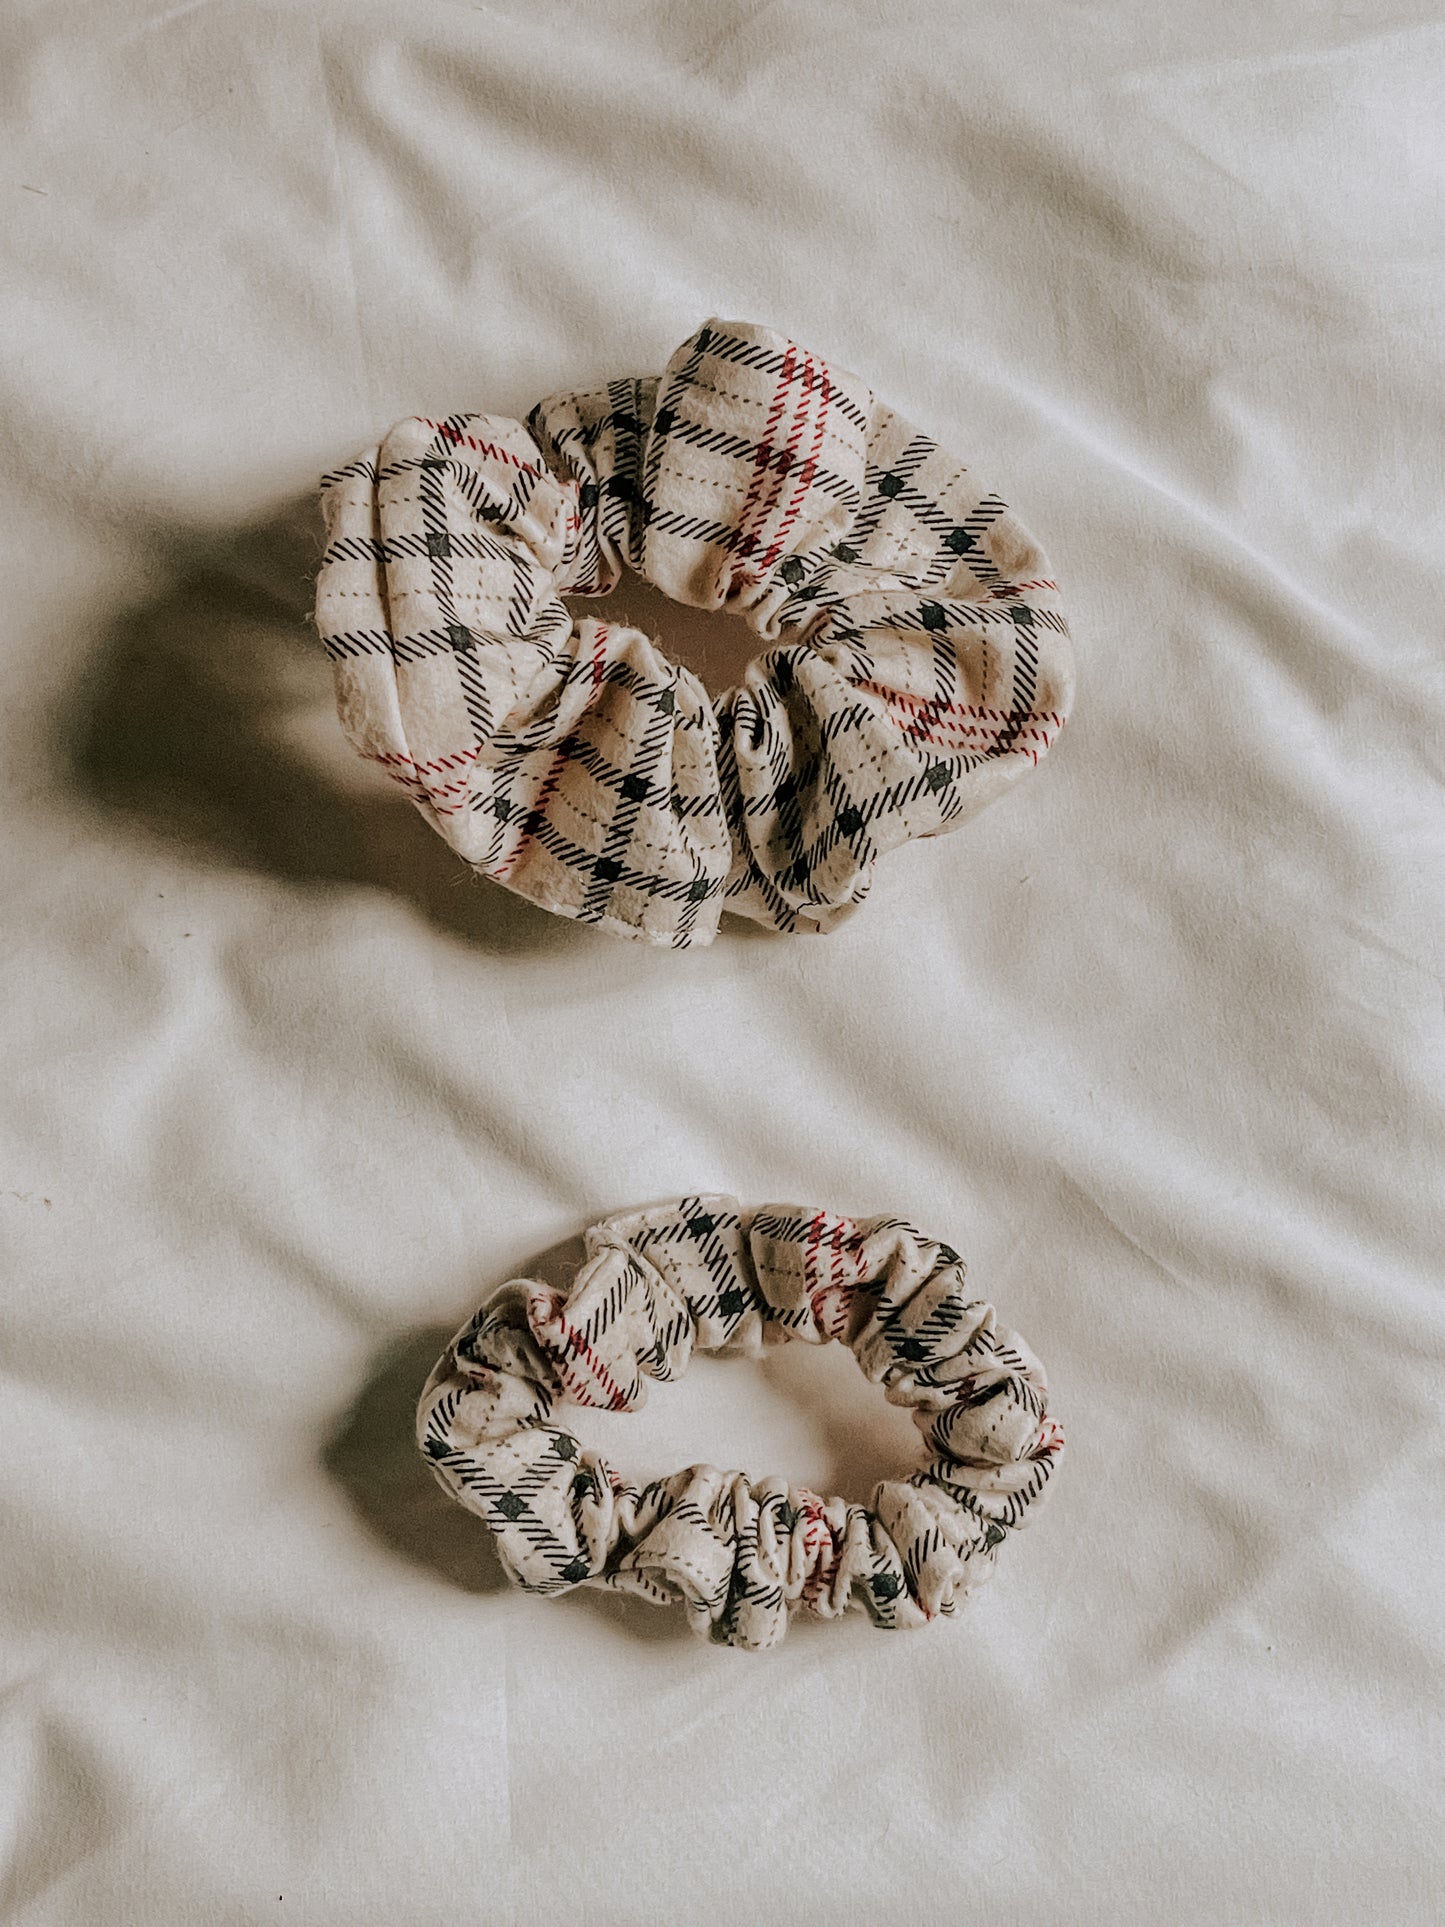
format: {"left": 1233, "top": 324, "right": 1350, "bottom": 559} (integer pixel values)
{"left": 691, "top": 323, "right": 873, "bottom": 438}
{"left": 628, "top": 1196, "right": 765, "bottom": 1344}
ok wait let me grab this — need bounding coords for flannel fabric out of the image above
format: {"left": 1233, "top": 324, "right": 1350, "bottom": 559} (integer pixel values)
{"left": 316, "top": 319, "right": 1074, "bottom": 946}
{"left": 418, "top": 1197, "right": 1062, "bottom": 1651}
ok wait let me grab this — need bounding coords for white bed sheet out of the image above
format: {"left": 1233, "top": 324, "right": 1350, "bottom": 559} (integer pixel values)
{"left": 2, "top": 2, "right": 1443, "bottom": 1920}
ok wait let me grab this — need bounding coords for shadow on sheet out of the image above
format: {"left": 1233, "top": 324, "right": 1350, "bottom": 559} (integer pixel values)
{"left": 68, "top": 492, "right": 766, "bottom": 959}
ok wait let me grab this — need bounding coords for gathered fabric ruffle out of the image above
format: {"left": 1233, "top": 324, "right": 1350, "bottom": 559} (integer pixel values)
{"left": 317, "top": 318, "right": 1074, "bottom": 947}
{"left": 418, "top": 1197, "right": 1063, "bottom": 1651}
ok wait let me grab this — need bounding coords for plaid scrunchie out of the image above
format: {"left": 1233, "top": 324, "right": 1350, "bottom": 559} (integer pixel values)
{"left": 418, "top": 1197, "right": 1062, "bottom": 1651}
{"left": 317, "top": 320, "right": 1074, "bottom": 946}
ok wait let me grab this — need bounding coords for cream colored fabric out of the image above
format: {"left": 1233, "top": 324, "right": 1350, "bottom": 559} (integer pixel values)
{"left": 419, "top": 1198, "right": 1061, "bottom": 1649}
{"left": 316, "top": 319, "right": 1073, "bottom": 944}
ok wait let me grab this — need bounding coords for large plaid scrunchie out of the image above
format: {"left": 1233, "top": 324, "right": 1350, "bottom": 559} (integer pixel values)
{"left": 316, "top": 320, "right": 1074, "bottom": 947}
{"left": 418, "top": 1197, "right": 1062, "bottom": 1651}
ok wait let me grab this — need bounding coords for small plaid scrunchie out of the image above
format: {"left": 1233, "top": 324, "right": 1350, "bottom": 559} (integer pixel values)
{"left": 418, "top": 1197, "right": 1062, "bottom": 1651}
{"left": 316, "top": 320, "right": 1074, "bottom": 946}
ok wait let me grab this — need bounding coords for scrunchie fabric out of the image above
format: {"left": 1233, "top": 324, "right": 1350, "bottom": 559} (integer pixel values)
{"left": 418, "top": 1197, "right": 1063, "bottom": 1650}
{"left": 317, "top": 319, "right": 1074, "bottom": 947}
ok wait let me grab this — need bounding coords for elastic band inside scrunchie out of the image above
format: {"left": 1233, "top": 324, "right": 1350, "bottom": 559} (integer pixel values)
{"left": 317, "top": 319, "right": 1075, "bottom": 947}
{"left": 418, "top": 1197, "right": 1063, "bottom": 1651}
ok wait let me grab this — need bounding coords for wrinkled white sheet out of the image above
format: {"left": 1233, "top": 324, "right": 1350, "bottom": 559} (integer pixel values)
{"left": 2, "top": 3, "right": 1442, "bottom": 1921}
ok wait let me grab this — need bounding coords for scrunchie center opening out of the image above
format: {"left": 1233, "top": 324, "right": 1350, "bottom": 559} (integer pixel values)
{"left": 554, "top": 1341, "right": 925, "bottom": 1500}
{"left": 564, "top": 561, "right": 762, "bottom": 700}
